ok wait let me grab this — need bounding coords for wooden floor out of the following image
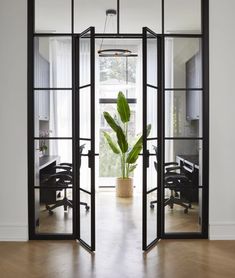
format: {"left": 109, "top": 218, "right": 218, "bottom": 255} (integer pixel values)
{"left": 1, "top": 191, "right": 235, "bottom": 277}
{"left": 0, "top": 240, "right": 235, "bottom": 278}
{"left": 36, "top": 190, "right": 201, "bottom": 236}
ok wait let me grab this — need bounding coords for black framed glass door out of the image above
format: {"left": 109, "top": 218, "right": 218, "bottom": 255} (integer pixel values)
{"left": 142, "top": 27, "right": 161, "bottom": 250}
{"left": 29, "top": 0, "right": 209, "bottom": 251}
{"left": 76, "top": 27, "right": 96, "bottom": 251}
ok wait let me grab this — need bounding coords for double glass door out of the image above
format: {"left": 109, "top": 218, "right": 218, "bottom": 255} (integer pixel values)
{"left": 30, "top": 26, "right": 207, "bottom": 252}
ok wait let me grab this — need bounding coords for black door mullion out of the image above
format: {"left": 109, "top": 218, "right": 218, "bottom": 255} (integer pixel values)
{"left": 74, "top": 34, "right": 80, "bottom": 239}
{"left": 90, "top": 26, "right": 96, "bottom": 251}
{"left": 142, "top": 27, "right": 147, "bottom": 251}
{"left": 142, "top": 27, "right": 161, "bottom": 251}
{"left": 157, "top": 36, "right": 164, "bottom": 239}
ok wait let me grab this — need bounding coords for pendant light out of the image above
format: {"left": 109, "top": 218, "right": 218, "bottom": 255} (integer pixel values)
{"left": 98, "top": 9, "right": 137, "bottom": 57}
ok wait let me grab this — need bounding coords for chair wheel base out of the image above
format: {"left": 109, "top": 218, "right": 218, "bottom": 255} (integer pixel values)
{"left": 49, "top": 210, "right": 53, "bottom": 215}
{"left": 85, "top": 206, "right": 90, "bottom": 211}
{"left": 184, "top": 208, "right": 188, "bottom": 214}
{"left": 150, "top": 204, "right": 155, "bottom": 209}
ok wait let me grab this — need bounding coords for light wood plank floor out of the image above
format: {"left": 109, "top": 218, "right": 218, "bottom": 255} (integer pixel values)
{"left": 1, "top": 191, "right": 234, "bottom": 278}
{"left": 0, "top": 240, "right": 235, "bottom": 278}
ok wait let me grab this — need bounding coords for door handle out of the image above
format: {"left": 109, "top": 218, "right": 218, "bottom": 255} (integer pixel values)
{"left": 88, "top": 150, "right": 93, "bottom": 168}
{"left": 146, "top": 150, "right": 150, "bottom": 168}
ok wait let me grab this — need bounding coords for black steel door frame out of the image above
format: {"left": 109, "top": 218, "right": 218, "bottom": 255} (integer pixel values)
{"left": 28, "top": 0, "right": 209, "bottom": 248}
{"left": 142, "top": 27, "right": 163, "bottom": 250}
{"left": 76, "top": 27, "right": 96, "bottom": 251}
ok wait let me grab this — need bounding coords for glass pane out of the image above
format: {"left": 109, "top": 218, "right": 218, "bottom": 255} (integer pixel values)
{"left": 35, "top": 0, "right": 71, "bottom": 33}
{"left": 80, "top": 191, "right": 91, "bottom": 245}
{"left": 35, "top": 139, "right": 72, "bottom": 165}
{"left": 165, "top": 139, "right": 203, "bottom": 189}
{"left": 165, "top": 91, "right": 202, "bottom": 137}
{"left": 147, "top": 139, "right": 158, "bottom": 156}
{"left": 34, "top": 139, "right": 73, "bottom": 235}
{"left": 120, "top": 0, "right": 161, "bottom": 33}
{"left": 34, "top": 37, "right": 72, "bottom": 88}
{"left": 165, "top": 38, "right": 202, "bottom": 89}
{"left": 79, "top": 140, "right": 92, "bottom": 246}
{"left": 147, "top": 35, "right": 158, "bottom": 87}
{"left": 35, "top": 187, "right": 73, "bottom": 234}
{"left": 99, "top": 103, "right": 136, "bottom": 178}
{"left": 146, "top": 138, "right": 158, "bottom": 244}
{"left": 80, "top": 141, "right": 91, "bottom": 193}
{"left": 34, "top": 90, "right": 72, "bottom": 137}
{"left": 75, "top": 0, "right": 117, "bottom": 33}
{"left": 164, "top": 139, "right": 203, "bottom": 233}
{"left": 147, "top": 155, "right": 158, "bottom": 192}
{"left": 79, "top": 87, "right": 91, "bottom": 138}
{"left": 164, "top": 0, "right": 201, "bottom": 34}
{"left": 97, "top": 38, "right": 139, "bottom": 99}
{"left": 79, "top": 36, "right": 91, "bottom": 86}
{"left": 147, "top": 87, "right": 157, "bottom": 138}
{"left": 147, "top": 190, "right": 158, "bottom": 245}
{"left": 165, "top": 188, "right": 202, "bottom": 233}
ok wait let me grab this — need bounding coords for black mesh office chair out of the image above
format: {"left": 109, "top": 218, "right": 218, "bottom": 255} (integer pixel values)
{"left": 150, "top": 145, "right": 192, "bottom": 213}
{"left": 43, "top": 144, "right": 89, "bottom": 215}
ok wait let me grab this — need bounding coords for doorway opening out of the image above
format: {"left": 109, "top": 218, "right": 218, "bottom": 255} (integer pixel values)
{"left": 28, "top": 0, "right": 209, "bottom": 252}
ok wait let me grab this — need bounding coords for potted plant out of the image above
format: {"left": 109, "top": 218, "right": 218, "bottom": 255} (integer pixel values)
{"left": 38, "top": 130, "right": 51, "bottom": 157}
{"left": 103, "top": 91, "right": 151, "bottom": 197}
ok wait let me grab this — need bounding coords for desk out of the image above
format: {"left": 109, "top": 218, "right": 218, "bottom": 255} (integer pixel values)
{"left": 39, "top": 155, "right": 59, "bottom": 170}
{"left": 35, "top": 155, "right": 60, "bottom": 226}
{"left": 39, "top": 155, "right": 60, "bottom": 204}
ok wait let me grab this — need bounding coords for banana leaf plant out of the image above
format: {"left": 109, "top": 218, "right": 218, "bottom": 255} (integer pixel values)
{"left": 103, "top": 91, "right": 151, "bottom": 179}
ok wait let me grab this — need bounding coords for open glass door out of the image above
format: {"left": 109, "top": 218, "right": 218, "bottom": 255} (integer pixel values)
{"left": 142, "top": 27, "right": 161, "bottom": 250}
{"left": 76, "top": 27, "right": 95, "bottom": 251}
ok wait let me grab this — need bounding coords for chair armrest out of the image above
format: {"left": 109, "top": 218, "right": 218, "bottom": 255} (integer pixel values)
{"left": 165, "top": 166, "right": 182, "bottom": 172}
{"left": 165, "top": 173, "right": 189, "bottom": 182}
{"left": 53, "top": 165, "right": 72, "bottom": 171}
{"left": 60, "top": 163, "right": 72, "bottom": 167}
{"left": 45, "top": 172, "right": 72, "bottom": 182}
{"left": 164, "top": 162, "right": 178, "bottom": 167}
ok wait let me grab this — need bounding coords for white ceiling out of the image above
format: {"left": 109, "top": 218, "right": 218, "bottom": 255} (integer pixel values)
{"left": 35, "top": 0, "right": 201, "bottom": 33}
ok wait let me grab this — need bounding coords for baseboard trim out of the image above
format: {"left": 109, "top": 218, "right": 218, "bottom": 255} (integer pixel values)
{"left": 0, "top": 224, "right": 28, "bottom": 241}
{"left": 209, "top": 222, "right": 235, "bottom": 240}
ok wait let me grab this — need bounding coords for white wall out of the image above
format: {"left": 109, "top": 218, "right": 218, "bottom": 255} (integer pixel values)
{"left": 0, "top": 0, "right": 235, "bottom": 241}
{"left": 209, "top": 0, "right": 235, "bottom": 239}
{"left": 0, "top": 0, "right": 28, "bottom": 240}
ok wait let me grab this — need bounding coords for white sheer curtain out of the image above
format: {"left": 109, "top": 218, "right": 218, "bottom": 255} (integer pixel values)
{"left": 134, "top": 41, "right": 143, "bottom": 193}
{"left": 49, "top": 38, "right": 72, "bottom": 163}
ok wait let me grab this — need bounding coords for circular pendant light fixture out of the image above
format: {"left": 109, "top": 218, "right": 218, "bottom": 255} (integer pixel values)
{"left": 98, "top": 9, "right": 137, "bottom": 57}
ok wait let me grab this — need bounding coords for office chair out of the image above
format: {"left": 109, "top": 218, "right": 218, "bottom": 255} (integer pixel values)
{"left": 151, "top": 162, "right": 192, "bottom": 213}
{"left": 43, "top": 144, "right": 89, "bottom": 214}
{"left": 150, "top": 145, "right": 192, "bottom": 213}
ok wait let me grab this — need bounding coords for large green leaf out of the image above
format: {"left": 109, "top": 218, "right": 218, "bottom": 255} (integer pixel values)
{"left": 126, "top": 124, "right": 152, "bottom": 164}
{"left": 126, "top": 144, "right": 142, "bottom": 164}
{"left": 103, "top": 132, "right": 120, "bottom": 154}
{"left": 116, "top": 126, "right": 128, "bottom": 153}
{"left": 103, "top": 112, "right": 119, "bottom": 132}
{"left": 129, "top": 164, "right": 137, "bottom": 173}
{"left": 117, "top": 91, "right": 130, "bottom": 123}
{"left": 135, "top": 124, "right": 152, "bottom": 147}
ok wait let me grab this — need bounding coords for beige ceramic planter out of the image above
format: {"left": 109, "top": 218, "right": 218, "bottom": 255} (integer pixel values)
{"left": 116, "top": 178, "right": 133, "bottom": 198}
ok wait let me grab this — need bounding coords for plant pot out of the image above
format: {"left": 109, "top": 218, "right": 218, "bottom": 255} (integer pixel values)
{"left": 116, "top": 178, "right": 133, "bottom": 198}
